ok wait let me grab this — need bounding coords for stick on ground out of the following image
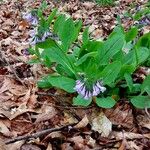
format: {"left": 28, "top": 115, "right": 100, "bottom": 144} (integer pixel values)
{"left": 5, "top": 123, "right": 77, "bottom": 144}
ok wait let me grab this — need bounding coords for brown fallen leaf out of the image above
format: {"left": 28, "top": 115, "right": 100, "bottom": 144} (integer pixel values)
{"left": 104, "top": 102, "right": 134, "bottom": 129}
{"left": 68, "top": 136, "right": 89, "bottom": 150}
{"left": 74, "top": 115, "right": 89, "bottom": 129}
{"left": 118, "top": 139, "right": 128, "bottom": 150}
{"left": 112, "top": 131, "right": 150, "bottom": 140}
{"left": 61, "top": 143, "right": 73, "bottom": 150}
{"left": 137, "top": 114, "right": 150, "bottom": 130}
{"left": 21, "top": 144, "right": 41, "bottom": 150}
{"left": 128, "top": 141, "right": 143, "bottom": 150}
{"left": 46, "top": 143, "right": 53, "bottom": 150}
{"left": 6, "top": 141, "right": 25, "bottom": 150}
{"left": 91, "top": 112, "right": 112, "bottom": 137}
{"left": 34, "top": 105, "right": 57, "bottom": 123}
{"left": 9, "top": 103, "right": 35, "bottom": 120}
{"left": 18, "top": 20, "right": 29, "bottom": 30}
{"left": 0, "top": 120, "right": 13, "bottom": 137}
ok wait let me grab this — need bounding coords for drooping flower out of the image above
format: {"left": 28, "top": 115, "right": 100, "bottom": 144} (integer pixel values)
{"left": 139, "top": 17, "right": 150, "bottom": 26}
{"left": 28, "top": 29, "right": 53, "bottom": 45}
{"left": 22, "top": 49, "right": 30, "bottom": 56}
{"left": 41, "top": 31, "right": 53, "bottom": 41}
{"left": 74, "top": 80, "right": 106, "bottom": 100}
{"left": 23, "top": 12, "right": 38, "bottom": 25}
{"left": 29, "top": 36, "right": 40, "bottom": 45}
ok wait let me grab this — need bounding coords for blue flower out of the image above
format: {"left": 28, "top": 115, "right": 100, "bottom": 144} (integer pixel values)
{"left": 74, "top": 80, "right": 106, "bottom": 100}
{"left": 23, "top": 12, "right": 38, "bottom": 25}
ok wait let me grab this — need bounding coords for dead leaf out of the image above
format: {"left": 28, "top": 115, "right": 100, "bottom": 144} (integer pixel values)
{"left": 46, "top": 143, "right": 53, "bottom": 150}
{"left": 74, "top": 115, "right": 89, "bottom": 129}
{"left": 0, "top": 139, "right": 7, "bottom": 150}
{"left": 91, "top": 112, "right": 112, "bottom": 137}
{"left": 19, "top": 20, "right": 29, "bottom": 30}
{"left": 9, "top": 103, "right": 35, "bottom": 120}
{"left": 104, "top": 102, "right": 134, "bottom": 129}
{"left": 137, "top": 114, "right": 150, "bottom": 130}
{"left": 61, "top": 143, "right": 73, "bottom": 150}
{"left": 35, "top": 105, "right": 57, "bottom": 123}
{"left": 21, "top": 144, "right": 41, "bottom": 150}
{"left": 112, "top": 132, "right": 150, "bottom": 140}
{"left": 68, "top": 136, "right": 87, "bottom": 150}
{"left": 0, "top": 120, "right": 12, "bottom": 137}
{"left": 1, "top": 37, "right": 13, "bottom": 46}
{"left": 6, "top": 141, "right": 25, "bottom": 150}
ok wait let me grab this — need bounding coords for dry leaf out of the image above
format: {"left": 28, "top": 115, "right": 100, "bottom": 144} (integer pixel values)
{"left": 46, "top": 143, "right": 53, "bottom": 150}
{"left": 112, "top": 132, "right": 150, "bottom": 140}
{"left": 74, "top": 115, "right": 89, "bottom": 129}
{"left": 6, "top": 141, "right": 25, "bottom": 150}
{"left": 35, "top": 105, "right": 57, "bottom": 123}
{"left": 91, "top": 112, "right": 112, "bottom": 137}
{"left": 21, "top": 144, "right": 41, "bottom": 150}
{"left": 0, "top": 120, "right": 12, "bottom": 137}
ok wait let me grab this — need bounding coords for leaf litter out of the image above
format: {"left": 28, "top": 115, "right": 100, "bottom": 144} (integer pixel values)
{"left": 0, "top": 0, "right": 150, "bottom": 149}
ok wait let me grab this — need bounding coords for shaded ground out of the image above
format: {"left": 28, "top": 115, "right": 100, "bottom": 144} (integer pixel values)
{"left": 0, "top": 0, "right": 150, "bottom": 149}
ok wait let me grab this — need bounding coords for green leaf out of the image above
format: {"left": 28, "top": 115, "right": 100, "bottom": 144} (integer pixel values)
{"left": 87, "top": 40, "right": 103, "bottom": 52}
{"left": 131, "top": 96, "right": 150, "bottom": 109}
{"left": 100, "top": 61, "right": 122, "bottom": 84}
{"left": 125, "top": 27, "right": 138, "bottom": 42}
{"left": 96, "top": 97, "right": 116, "bottom": 108}
{"left": 55, "top": 64, "right": 75, "bottom": 78}
{"left": 75, "top": 52, "right": 97, "bottom": 66}
{"left": 38, "top": 39, "right": 75, "bottom": 75}
{"left": 48, "top": 76, "right": 75, "bottom": 93}
{"left": 124, "top": 73, "right": 133, "bottom": 92}
{"left": 28, "top": 47, "right": 35, "bottom": 55}
{"left": 134, "top": 47, "right": 150, "bottom": 65}
{"left": 53, "top": 14, "right": 66, "bottom": 34}
{"left": 82, "top": 27, "right": 89, "bottom": 44}
{"left": 37, "top": 76, "right": 52, "bottom": 89}
{"left": 47, "top": 8, "right": 57, "bottom": 25}
{"left": 73, "top": 20, "right": 82, "bottom": 42}
{"left": 119, "top": 65, "right": 135, "bottom": 78}
{"left": 42, "top": 55, "right": 52, "bottom": 68}
{"left": 59, "top": 18, "right": 77, "bottom": 51}
{"left": 98, "top": 31, "right": 125, "bottom": 65}
{"left": 73, "top": 95, "right": 92, "bottom": 106}
{"left": 136, "top": 32, "right": 150, "bottom": 49}
{"left": 141, "top": 75, "right": 150, "bottom": 95}
{"left": 37, "top": 38, "right": 56, "bottom": 49}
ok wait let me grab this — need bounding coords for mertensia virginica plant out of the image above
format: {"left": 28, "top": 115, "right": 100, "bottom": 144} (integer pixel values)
{"left": 23, "top": 3, "right": 150, "bottom": 108}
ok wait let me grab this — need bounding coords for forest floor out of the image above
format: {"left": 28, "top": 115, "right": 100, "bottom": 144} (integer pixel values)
{"left": 0, "top": 0, "right": 150, "bottom": 149}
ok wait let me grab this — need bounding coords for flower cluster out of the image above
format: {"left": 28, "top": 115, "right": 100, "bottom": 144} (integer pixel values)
{"left": 74, "top": 80, "right": 106, "bottom": 100}
{"left": 139, "top": 16, "right": 150, "bottom": 26}
{"left": 28, "top": 29, "right": 52, "bottom": 45}
{"left": 23, "top": 12, "right": 38, "bottom": 25}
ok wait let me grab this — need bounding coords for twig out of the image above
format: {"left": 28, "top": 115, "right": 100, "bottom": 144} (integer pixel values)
{"left": 37, "top": 101, "right": 93, "bottom": 109}
{"left": 5, "top": 123, "right": 77, "bottom": 144}
{"left": 37, "top": 91, "right": 57, "bottom": 97}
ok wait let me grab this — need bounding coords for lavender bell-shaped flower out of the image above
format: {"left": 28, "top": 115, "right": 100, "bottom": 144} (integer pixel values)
{"left": 23, "top": 12, "right": 38, "bottom": 25}
{"left": 41, "top": 31, "right": 52, "bottom": 41}
{"left": 95, "top": 81, "right": 106, "bottom": 93}
{"left": 74, "top": 80, "right": 84, "bottom": 93}
{"left": 74, "top": 80, "right": 106, "bottom": 100}
{"left": 29, "top": 36, "right": 40, "bottom": 45}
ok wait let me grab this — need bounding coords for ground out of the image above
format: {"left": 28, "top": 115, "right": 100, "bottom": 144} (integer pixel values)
{"left": 0, "top": 0, "right": 150, "bottom": 149}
